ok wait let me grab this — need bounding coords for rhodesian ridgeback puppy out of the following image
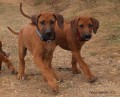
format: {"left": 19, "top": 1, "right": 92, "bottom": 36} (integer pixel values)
{"left": 0, "top": 41, "right": 16, "bottom": 74}
{"left": 7, "top": 3, "right": 64, "bottom": 93}
{"left": 20, "top": 3, "right": 99, "bottom": 83}
{"left": 54, "top": 16, "right": 99, "bottom": 83}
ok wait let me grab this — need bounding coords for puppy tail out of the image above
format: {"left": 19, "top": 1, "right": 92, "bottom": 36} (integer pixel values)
{"left": 7, "top": 27, "right": 19, "bottom": 35}
{"left": 20, "top": 3, "right": 31, "bottom": 19}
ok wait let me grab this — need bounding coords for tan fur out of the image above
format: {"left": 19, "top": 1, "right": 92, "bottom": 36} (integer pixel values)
{"left": 55, "top": 16, "right": 99, "bottom": 83}
{"left": 8, "top": 11, "right": 64, "bottom": 93}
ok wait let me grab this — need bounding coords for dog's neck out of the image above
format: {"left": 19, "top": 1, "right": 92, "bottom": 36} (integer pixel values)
{"left": 76, "top": 30, "right": 81, "bottom": 41}
{"left": 73, "top": 28, "right": 81, "bottom": 41}
{"left": 36, "top": 29, "right": 46, "bottom": 41}
{"left": 74, "top": 30, "right": 86, "bottom": 44}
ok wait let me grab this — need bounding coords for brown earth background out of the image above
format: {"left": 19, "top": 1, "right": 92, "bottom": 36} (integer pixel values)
{"left": 0, "top": 0, "right": 120, "bottom": 97}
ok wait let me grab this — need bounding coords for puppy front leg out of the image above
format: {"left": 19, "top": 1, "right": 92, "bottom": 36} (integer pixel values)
{"left": 72, "top": 51, "right": 97, "bottom": 83}
{"left": 47, "top": 54, "right": 62, "bottom": 82}
{"left": 71, "top": 56, "right": 81, "bottom": 74}
{"left": 33, "top": 55, "right": 59, "bottom": 93}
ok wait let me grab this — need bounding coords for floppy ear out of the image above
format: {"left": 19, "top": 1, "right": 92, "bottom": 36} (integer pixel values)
{"left": 31, "top": 14, "right": 41, "bottom": 26}
{"left": 71, "top": 18, "right": 80, "bottom": 33}
{"left": 91, "top": 18, "right": 99, "bottom": 34}
{"left": 53, "top": 14, "right": 64, "bottom": 29}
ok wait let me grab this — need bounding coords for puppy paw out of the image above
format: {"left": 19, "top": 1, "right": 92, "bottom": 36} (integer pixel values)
{"left": 52, "top": 90, "right": 59, "bottom": 95}
{"left": 57, "top": 78, "right": 64, "bottom": 83}
{"left": 72, "top": 69, "right": 82, "bottom": 74}
{"left": 48, "top": 81, "right": 59, "bottom": 94}
{"left": 87, "top": 76, "right": 97, "bottom": 83}
{"left": 11, "top": 69, "right": 18, "bottom": 74}
{"left": 52, "top": 87, "right": 59, "bottom": 95}
{"left": 17, "top": 74, "right": 25, "bottom": 80}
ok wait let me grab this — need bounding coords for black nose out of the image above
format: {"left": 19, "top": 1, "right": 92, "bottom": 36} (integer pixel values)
{"left": 45, "top": 29, "right": 52, "bottom": 35}
{"left": 84, "top": 34, "right": 91, "bottom": 40}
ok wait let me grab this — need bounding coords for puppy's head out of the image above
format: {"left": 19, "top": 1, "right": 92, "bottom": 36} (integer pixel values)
{"left": 71, "top": 16, "right": 99, "bottom": 41}
{"left": 20, "top": 3, "right": 64, "bottom": 41}
{"left": 31, "top": 13, "right": 64, "bottom": 41}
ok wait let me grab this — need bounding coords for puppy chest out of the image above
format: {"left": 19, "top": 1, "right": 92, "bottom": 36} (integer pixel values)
{"left": 42, "top": 43, "right": 55, "bottom": 59}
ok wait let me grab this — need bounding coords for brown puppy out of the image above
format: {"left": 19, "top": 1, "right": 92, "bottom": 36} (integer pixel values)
{"left": 7, "top": 3, "right": 64, "bottom": 93}
{"left": 55, "top": 16, "right": 99, "bottom": 83}
{"left": 0, "top": 41, "right": 16, "bottom": 74}
{"left": 20, "top": 4, "right": 99, "bottom": 83}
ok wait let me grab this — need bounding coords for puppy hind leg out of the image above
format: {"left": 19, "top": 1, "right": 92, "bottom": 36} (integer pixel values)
{"left": 72, "top": 52, "right": 97, "bottom": 83}
{"left": 0, "top": 53, "right": 16, "bottom": 74}
{"left": 17, "top": 47, "right": 27, "bottom": 80}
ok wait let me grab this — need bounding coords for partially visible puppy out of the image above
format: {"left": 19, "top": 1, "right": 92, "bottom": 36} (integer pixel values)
{"left": 0, "top": 40, "right": 16, "bottom": 74}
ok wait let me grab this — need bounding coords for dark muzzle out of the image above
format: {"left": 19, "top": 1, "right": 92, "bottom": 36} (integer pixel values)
{"left": 42, "top": 29, "right": 55, "bottom": 41}
{"left": 82, "top": 34, "right": 92, "bottom": 41}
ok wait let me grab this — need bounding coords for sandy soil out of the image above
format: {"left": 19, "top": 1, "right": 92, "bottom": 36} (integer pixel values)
{"left": 0, "top": 0, "right": 120, "bottom": 97}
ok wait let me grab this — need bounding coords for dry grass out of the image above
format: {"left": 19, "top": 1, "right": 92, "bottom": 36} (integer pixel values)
{"left": 0, "top": 0, "right": 120, "bottom": 97}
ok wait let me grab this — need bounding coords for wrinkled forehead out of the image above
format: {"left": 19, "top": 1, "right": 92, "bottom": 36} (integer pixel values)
{"left": 38, "top": 13, "right": 56, "bottom": 22}
{"left": 78, "top": 17, "right": 92, "bottom": 25}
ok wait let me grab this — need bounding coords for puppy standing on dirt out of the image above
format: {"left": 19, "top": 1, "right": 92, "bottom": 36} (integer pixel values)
{"left": 55, "top": 16, "right": 99, "bottom": 83}
{"left": 7, "top": 3, "right": 64, "bottom": 93}
{"left": 20, "top": 4, "right": 99, "bottom": 83}
{"left": 0, "top": 40, "right": 16, "bottom": 73}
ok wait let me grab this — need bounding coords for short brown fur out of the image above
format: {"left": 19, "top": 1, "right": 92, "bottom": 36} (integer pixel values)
{"left": 55, "top": 16, "right": 99, "bottom": 83}
{"left": 7, "top": 3, "right": 64, "bottom": 93}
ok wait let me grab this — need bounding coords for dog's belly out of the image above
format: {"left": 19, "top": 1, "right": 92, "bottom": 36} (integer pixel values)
{"left": 57, "top": 41, "right": 70, "bottom": 51}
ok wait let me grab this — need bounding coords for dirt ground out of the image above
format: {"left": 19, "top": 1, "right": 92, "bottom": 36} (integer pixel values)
{"left": 0, "top": 0, "right": 120, "bottom": 97}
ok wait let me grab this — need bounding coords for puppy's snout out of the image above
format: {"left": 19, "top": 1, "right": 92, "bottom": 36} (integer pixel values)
{"left": 45, "top": 29, "right": 54, "bottom": 38}
{"left": 45, "top": 29, "right": 52, "bottom": 34}
{"left": 45, "top": 29, "right": 52, "bottom": 35}
{"left": 46, "top": 31, "right": 52, "bottom": 34}
{"left": 83, "top": 34, "right": 92, "bottom": 40}
{"left": 85, "top": 34, "right": 91, "bottom": 38}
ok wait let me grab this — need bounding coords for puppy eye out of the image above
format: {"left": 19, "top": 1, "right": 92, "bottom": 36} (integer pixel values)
{"left": 89, "top": 24, "right": 93, "bottom": 27}
{"left": 51, "top": 20, "right": 55, "bottom": 24}
{"left": 79, "top": 24, "right": 84, "bottom": 28}
{"left": 40, "top": 21, "right": 45, "bottom": 25}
